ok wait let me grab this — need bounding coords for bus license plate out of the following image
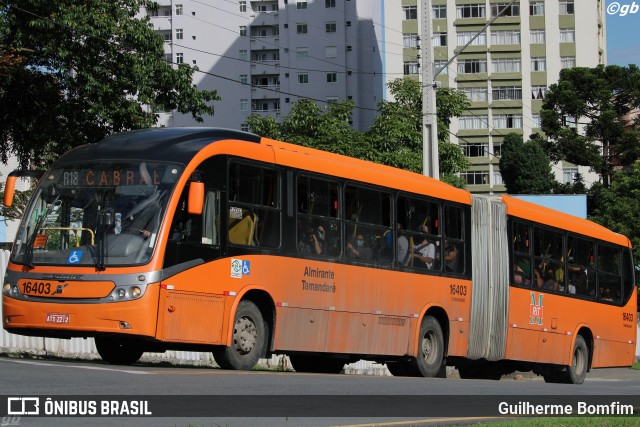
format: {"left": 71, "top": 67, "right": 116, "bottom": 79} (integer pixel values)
{"left": 46, "top": 313, "right": 70, "bottom": 324}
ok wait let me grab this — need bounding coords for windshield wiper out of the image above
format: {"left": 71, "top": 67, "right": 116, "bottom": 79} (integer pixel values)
{"left": 95, "top": 209, "right": 114, "bottom": 271}
{"left": 23, "top": 195, "right": 60, "bottom": 268}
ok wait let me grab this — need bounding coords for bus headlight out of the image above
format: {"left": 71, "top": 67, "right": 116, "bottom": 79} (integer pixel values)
{"left": 130, "top": 286, "right": 142, "bottom": 298}
{"left": 108, "top": 285, "right": 146, "bottom": 302}
{"left": 2, "top": 283, "right": 10, "bottom": 294}
{"left": 3, "top": 283, "right": 19, "bottom": 297}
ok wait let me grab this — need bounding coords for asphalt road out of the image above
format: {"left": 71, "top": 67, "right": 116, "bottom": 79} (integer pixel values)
{"left": 1, "top": 355, "right": 639, "bottom": 427}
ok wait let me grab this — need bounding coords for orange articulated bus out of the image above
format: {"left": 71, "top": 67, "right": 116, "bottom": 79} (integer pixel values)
{"left": 2, "top": 128, "right": 636, "bottom": 383}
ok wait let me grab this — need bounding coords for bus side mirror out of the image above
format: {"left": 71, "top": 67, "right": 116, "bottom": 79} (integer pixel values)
{"left": 188, "top": 181, "right": 204, "bottom": 215}
{"left": 3, "top": 175, "right": 17, "bottom": 207}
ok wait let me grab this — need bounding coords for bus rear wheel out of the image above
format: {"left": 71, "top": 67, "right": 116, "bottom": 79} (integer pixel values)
{"left": 289, "top": 355, "right": 345, "bottom": 374}
{"left": 542, "top": 336, "right": 589, "bottom": 384}
{"left": 95, "top": 337, "right": 144, "bottom": 365}
{"left": 213, "top": 300, "right": 266, "bottom": 371}
{"left": 413, "top": 315, "right": 445, "bottom": 378}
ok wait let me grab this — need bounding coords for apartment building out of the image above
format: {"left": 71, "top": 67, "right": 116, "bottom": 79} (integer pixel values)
{"left": 404, "top": 0, "right": 605, "bottom": 193}
{"left": 147, "top": 0, "right": 605, "bottom": 193}
{"left": 146, "top": 0, "right": 398, "bottom": 131}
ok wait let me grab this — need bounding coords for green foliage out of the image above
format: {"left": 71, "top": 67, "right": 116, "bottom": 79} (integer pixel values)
{"left": 0, "top": 0, "right": 220, "bottom": 169}
{"left": 589, "top": 162, "right": 640, "bottom": 265}
{"left": 540, "top": 65, "right": 640, "bottom": 186}
{"left": 245, "top": 79, "right": 470, "bottom": 185}
{"left": 499, "top": 133, "right": 556, "bottom": 194}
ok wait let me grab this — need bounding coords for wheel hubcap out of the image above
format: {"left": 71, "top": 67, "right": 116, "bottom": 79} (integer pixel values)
{"left": 573, "top": 346, "right": 585, "bottom": 374}
{"left": 422, "top": 330, "right": 438, "bottom": 364}
{"left": 234, "top": 316, "right": 257, "bottom": 354}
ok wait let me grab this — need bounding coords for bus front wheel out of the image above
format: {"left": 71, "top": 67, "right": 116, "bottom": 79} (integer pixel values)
{"left": 413, "top": 315, "right": 445, "bottom": 378}
{"left": 95, "top": 337, "right": 144, "bottom": 365}
{"left": 213, "top": 300, "right": 266, "bottom": 371}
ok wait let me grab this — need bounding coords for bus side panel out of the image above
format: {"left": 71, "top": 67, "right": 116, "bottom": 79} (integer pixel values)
{"left": 157, "top": 289, "right": 225, "bottom": 344}
{"left": 273, "top": 307, "right": 329, "bottom": 351}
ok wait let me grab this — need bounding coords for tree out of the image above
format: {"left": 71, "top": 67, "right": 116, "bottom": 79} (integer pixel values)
{"left": 0, "top": 0, "right": 220, "bottom": 169}
{"left": 589, "top": 162, "right": 640, "bottom": 266}
{"left": 498, "top": 133, "right": 556, "bottom": 194}
{"left": 540, "top": 65, "right": 640, "bottom": 186}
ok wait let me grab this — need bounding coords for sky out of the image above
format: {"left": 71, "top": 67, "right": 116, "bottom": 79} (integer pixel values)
{"left": 605, "top": 0, "right": 640, "bottom": 66}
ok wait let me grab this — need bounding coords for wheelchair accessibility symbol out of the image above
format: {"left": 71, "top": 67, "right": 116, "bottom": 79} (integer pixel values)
{"left": 230, "top": 259, "right": 251, "bottom": 278}
{"left": 68, "top": 250, "right": 83, "bottom": 264}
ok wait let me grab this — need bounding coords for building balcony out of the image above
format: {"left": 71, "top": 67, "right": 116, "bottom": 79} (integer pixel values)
{"left": 151, "top": 16, "right": 172, "bottom": 31}
{"left": 251, "top": 37, "right": 279, "bottom": 51}
{"left": 251, "top": 61, "right": 280, "bottom": 75}
{"left": 249, "top": 11, "right": 279, "bottom": 26}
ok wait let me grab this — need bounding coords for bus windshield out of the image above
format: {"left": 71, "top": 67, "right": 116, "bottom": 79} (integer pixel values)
{"left": 11, "top": 161, "right": 184, "bottom": 267}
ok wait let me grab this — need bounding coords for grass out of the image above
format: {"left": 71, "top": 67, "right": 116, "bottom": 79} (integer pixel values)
{"left": 470, "top": 417, "right": 640, "bottom": 427}
{"left": 632, "top": 360, "right": 640, "bottom": 370}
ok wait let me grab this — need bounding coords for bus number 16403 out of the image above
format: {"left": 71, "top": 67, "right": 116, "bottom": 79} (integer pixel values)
{"left": 450, "top": 284, "right": 467, "bottom": 296}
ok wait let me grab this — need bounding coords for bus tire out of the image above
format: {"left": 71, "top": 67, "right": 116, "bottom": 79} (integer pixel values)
{"left": 413, "top": 315, "right": 445, "bottom": 378}
{"left": 289, "top": 355, "right": 345, "bottom": 374}
{"left": 95, "top": 337, "right": 144, "bottom": 365}
{"left": 564, "top": 335, "right": 589, "bottom": 384}
{"left": 386, "top": 361, "right": 420, "bottom": 377}
{"left": 213, "top": 300, "right": 266, "bottom": 371}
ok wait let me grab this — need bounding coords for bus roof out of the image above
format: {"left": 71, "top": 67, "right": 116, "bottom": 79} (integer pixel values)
{"left": 55, "top": 128, "right": 261, "bottom": 166}
{"left": 502, "top": 195, "right": 630, "bottom": 247}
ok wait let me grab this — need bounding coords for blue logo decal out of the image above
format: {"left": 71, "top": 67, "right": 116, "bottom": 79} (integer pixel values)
{"left": 68, "top": 250, "right": 83, "bottom": 264}
{"left": 242, "top": 260, "right": 251, "bottom": 275}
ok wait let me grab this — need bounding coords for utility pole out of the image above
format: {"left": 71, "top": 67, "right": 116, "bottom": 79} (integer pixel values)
{"left": 421, "top": 0, "right": 438, "bottom": 179}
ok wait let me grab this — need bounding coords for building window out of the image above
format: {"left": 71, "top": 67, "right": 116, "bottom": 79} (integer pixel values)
{"left": 239, "top": 26, "right": 247, "bottom": 36}
{"left": 493, "top": 171, "right": 504, "bottom": 185}
{"left": 298, "top": 73, "right": 309, "bottom": 84}
{"left": 461, "top": 142, "right": 489, "bottom": 157}
{"left": 326, "top": 97, "right": 338, "bottom": 104}
{"left": 457, "top": 31, "right": 486, "bottom": 46}
{"left": 433, "top": 60, "right": 448, "bottom": 76}
{"left": 530, "top": 2, "right": 544, "bottom": 16}
{"left": 325, "top": 0, "right": 335, "bottom": 8}
{"left": 163, "top": 53, "right": 172, "bottom": 63}
{"left": 493, "top": 86, "right": 522, "bottom": 101}
{"left": 404, "top": 62, "right": 419, "bottom": 75}
{"left": 459, "top": 116, "right": 489, "bottom": 130}
{"left": 491, "top": 58, "right": 520, "bottom": 73}
{"left": 240, "top": 99, "right": 248, "bottom": 111}
{"left": 532, "top": 114, "right": 542, "bottom": 128}
{"left": 241, "top": 123, "right": 249, "bottom": 132}
{"left": 456, "top": 4, "right": 486, "bottom": 19}
{"left": 530, "top": 30, "right": 545, "bottom": 44}
{"left": 491, "top": 30, "right": 520, "bottom": 45}
{"left": 325, "top": 46, "right": 337, "bottom": 58}
{"left": 240, "top": 75, "right": 248, "bottom": 85}
{"left": 327, "top": 72, "right": 337, "bottom": 83}
{"left": 296, "top": 47, "right": 309, "bottom": 59}
{"left": 531, "top": 57, "right": 546, "bottom": 71}
{"left": 461, "top": 171, "right": 489, "bottom": 185}
{"left": 297, "top": 1, "right": 307, "bottom": 9}
{"left": 560, "top": 29, "right": 575, "bottom": 43}
{"left": 532, "top": 85, "right": 547, "bottom": 99}
{"left": 493, "top": 142, "right": 502, "bottom": 157}
{"left": 403, "top": 6, "right": 417, "bottom": 20}
{"left": 433, "top": 33, "right": 447, "bottom": 47}
{"left": 239, "top": 1, "right": 246, "bottom": 12}
{"left": 457, "top": 59, "right": 487, "bottom": 74}
{"left": 239, "top": 49, "right": 248, "bottom": 61}
{"left": 175, "top": 29, "right": 183, "bottom": 40}
{"left": 433, "top": 5, "right": 447, "bottom": 19}
{"left": 561, "top": 56, "right": 576, "bottom": 69}
{"left": 404, "top": 34, "right": 419, "bottom": 48}
{"left": 326, "top": 22, "right": 337, "bottom": 33}
{"left": 175, "top": 53, "right": 183, "bottom": 64}
{"left": 559, "top": 1, "right": 574, "bottom": 15}
{"left": 297, "top": 23, "right": 308, "bottom": 34}
{"left": 493, "top": 114, "right": 523, "bottom": 129}
{"left": 491, "top": 3, "right": 520, "bottom": 17}
{"left": 563, "top": 168, "right": 578, "bottom": 184}
{"left": 460, "top": 87, "right": 488, "bottom": 102}
{"left": 175, "top": 4, "right": 183, "bottom": 15}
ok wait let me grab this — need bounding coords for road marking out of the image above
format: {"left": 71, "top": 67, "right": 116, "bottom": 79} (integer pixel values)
{"left": 0, "top": 358, "right": 154, "bottom": 374}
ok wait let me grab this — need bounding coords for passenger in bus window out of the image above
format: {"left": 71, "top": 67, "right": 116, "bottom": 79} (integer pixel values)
{"left": 346, "top": 234, "right": 372, "bottom": 260}
{"left": 542, "top": 268, "right": 558, "bottom": 291}
{"left": 396, "top": 223, "right": 409, "bottom": 265}
{"left": 534, "top": 268, "right": 544, "bottom": 288}
{"left": 299, "top": 220, "right": 325, "bottom": 255}
{"left": 443, "top": 239, "right": 458, "bottom": 272}
{"left": 412, "top": 225, "right": 435, "bottom": 269}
